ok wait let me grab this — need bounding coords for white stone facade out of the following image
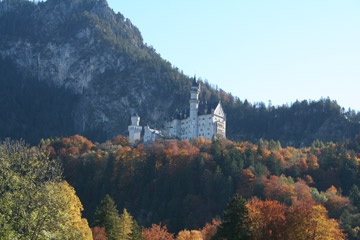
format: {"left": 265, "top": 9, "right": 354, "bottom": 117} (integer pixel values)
{"left": 166, "top": 79, "right": 226, "bottom": 140}
{"left": 128, "top": 114, "right": 142, "bottom": 143}
{"left": 144, "top": 125, "right": 163, "bottom": 143}
{"left": 128, "top": 79, "right": 226, "bottom": 143}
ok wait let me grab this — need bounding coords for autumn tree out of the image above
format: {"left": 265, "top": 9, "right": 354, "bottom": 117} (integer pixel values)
{"left": 247, "top": 198, "right": 286, "bottom": 240}
{"left": 176, "top": 230, "right": 203, "bottom": 240}
{"left": 237, "top": 169, "right": 255, "bottom": 198}
{"left": 263, "top": 175, "right": 296, "bottom": 205}
{"left": 0, "top": 140, "right": 91, "bottom": 239}
{"left": 142, "top": 224, "right": 174, "bottom": 240}
{"left": 48, "top": 181, "right": 92, "bottom": 239}
{"left": 92, "top": 227, "right": 108, "bottom": 240}
{"left": 284, "top": 200, "right": 315, "bottom": 240}
{"left": 323, "top": 186, "right": 350, "bottom": 218}
{"left": 307, "top": 205, "right": 346, "bottom": 239}
{"left": 201, "top": 219, "right": 221, "bottom": 240}
{"left": 212, "top": 194, "right": 252, "bottom": 240}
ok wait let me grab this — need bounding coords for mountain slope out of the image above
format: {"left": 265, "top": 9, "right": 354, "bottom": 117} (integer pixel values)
{"left": 0, "top": 0, "right": 192, "bottom": 143}
{"left": 0, "top": 0, "right": 359, "bottom": 146}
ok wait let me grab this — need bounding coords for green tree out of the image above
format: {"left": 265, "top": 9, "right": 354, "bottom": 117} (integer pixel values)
{"left": 93, "top": 195, "right": 122, "bottom": 240}
{"left": 0, "top": 139, "right": 91, "bottom": 239}
{"left": 212, "top": 194, "right": 252, "bottom": 240}
{"left": 119, "top": 208, "right": 134, "bottom": 240}
{"left": 129, "top": 219, "right": 142, "bottom": 240}
{"left": 349, "top": 185, "right": 360, "bottom": 208}
{"left": 257, "top": 138, "right": 264, "bottom": 155}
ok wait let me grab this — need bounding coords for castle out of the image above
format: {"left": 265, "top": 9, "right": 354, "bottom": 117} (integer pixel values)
{"left": 128, "top": 79, "right": 226, "bottom": 143}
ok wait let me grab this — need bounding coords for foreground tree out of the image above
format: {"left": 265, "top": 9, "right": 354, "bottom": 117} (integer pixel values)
{"left": 247, "top": 198, "right": 286, "bottom": 240}
{"left": 142, "top": 224, "right": 174, "bottom": 240}
{"left": 47, "top": 181, "right": 92, "bottom": 239}
{"left": 118, "top": 208, "right": 142, "bottom": 240}
{"left": 0, "top": 139, "right": 91, "bottom": 239}
{"left": 177, "top": 230, "right": 203, "bottom": 240}
{"left": 92, "top": 227, "right": 108, "bottom": 240}
{"left": 201, "top": 219, "right": 221, "bottom": 240}
{"left": 93, "top": 195, "right": 122, "bottom": 240}
{"left": 212, "top": 194, "right": 252, "bottom": 240}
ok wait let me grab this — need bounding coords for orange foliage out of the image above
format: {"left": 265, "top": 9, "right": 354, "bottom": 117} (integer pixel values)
{"left": 176, "top": 230, "right": 203, "bottom": 240}
{"left": 324, "top": 186, "right": 350, "bottom": 217}
{"left": 294, "top": 180, "right": 313, "bottom": 203}
{"left": 298, "top": 158, "right": 308, "bottom": 172}
{"left": 308, "top": 154, "right": 319, "bottom": 170}
{"left": 280, "top": 148, "right": 293, "bottom": 162}
{"left": 112, "top": 145, "right": 146, "bottom": 185}
{"left": 200, "top": 219, "right": 221, "bottom": 240}
{"left": 263, "top": 175, "right": 296, "bottom": 204}
{"left": 307, "top": 205, "right": 346, "bottom": 239}
{"left": 91, "top": 227, "right": 108, "bottom": 240}
{"left": 262, "top": 149, "right": 271, "bottom": 159}
{"left": 51, "top": 135, "right": 94, "bottom": 158}
{"left": 237, "top": 169, "right": 255, "bottom": 198}
{"left": 247, "top": 198, "right": 345, "bottom": 240}
{"left": 234, "top": 141, "right": 251, "bottom": 154}
{"left": 304, "top": 175, "right": 314, "bottom": 185}
{"left": 150, "top": 140, "right": 200, "bottom": 173}
{"left": 113, "top": 135, "right": 129, "bottom": 146}
{"left": 247, "top": 197, "right": 286, "bottom": 240}
{"left": 142, "top": 224, "right": 174, "bottom": 240}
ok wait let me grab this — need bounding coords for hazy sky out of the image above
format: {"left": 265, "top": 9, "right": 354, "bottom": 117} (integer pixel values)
{"left": 107, "top": 0, "right": 360, "bottom": 110}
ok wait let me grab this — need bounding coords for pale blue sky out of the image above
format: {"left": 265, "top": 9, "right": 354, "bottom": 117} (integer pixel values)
{"left": 107, "top": 0, "right": 360, "bottom": 110}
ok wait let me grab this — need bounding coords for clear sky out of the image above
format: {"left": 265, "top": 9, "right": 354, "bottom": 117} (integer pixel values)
{"left": 107, "top": 0, "right": 360, "bottom": 111}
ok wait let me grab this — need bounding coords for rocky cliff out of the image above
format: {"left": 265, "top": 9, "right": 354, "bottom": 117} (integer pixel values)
{"left": 0, "top": 0, "right": 191, "bottom": 143}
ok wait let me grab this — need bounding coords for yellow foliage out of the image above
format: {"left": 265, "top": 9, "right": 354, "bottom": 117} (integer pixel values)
{"left": 176, "top": 230, "right": 203, "bottom": 240}
{"left": 47, "top": 181, "right": 92, "bottom": 239}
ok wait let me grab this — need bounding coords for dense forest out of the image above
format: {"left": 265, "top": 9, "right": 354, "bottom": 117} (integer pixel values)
{"left": 3, "top": 136, "right": 360, "bottom": 239}
{"left": 7, "top": 134, "right": 352, "bottom": 239}
{"left": 1, "top": 1, "right": 360, "bottom": 239}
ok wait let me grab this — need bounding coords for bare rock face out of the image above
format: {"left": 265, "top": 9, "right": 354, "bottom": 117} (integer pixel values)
{"left": 0, "top": 0, "right": 190, "bottom": 143}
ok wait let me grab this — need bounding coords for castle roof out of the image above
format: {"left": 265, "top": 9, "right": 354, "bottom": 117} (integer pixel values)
{"left": 171, "top": 102, "right": 219, "bottom": 120}
{"left": 145, "top": 125, "right": 163, "bottom": 136}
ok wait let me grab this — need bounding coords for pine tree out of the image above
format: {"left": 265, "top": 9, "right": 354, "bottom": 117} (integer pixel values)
{"left": 129, "top": 219, "right": 142, "bottom": 240}
{"left": 349, "top": 185, "right": 360, "bottom": 208}
{"left": 93, "top": 195, "right": 122, "bottom": 240}
{"left": 119, "top": 208, "right": 134, "bottom": 240}
{"left": 212, "top": 194, "right": 252, "bottom": 240}
{"left": 257, "top": 138, "right": 264, "bottom": 155}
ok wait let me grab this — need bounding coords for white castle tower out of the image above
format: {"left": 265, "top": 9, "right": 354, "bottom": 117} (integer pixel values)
{"left": 129, "top": 76, "right": 226, "bottom": 143}
{"left": 189, "top": 77, "right": 200, "bottom": 139}
{"left": 128, "top": 113, "right": 142, "bottom": 143}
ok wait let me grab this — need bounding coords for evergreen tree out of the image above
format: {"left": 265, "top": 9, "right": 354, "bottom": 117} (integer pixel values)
{"left": 129, "top": 219, "right": 142, "bottom": 240}
{"left": 212, "top": 194, "right": 252, "bottom": 240}
{"left": 257, "top": 138, "right": 264, "bottom": 155}
{"left": 349, "top": 185, "right": 360, "bottom": 208}
{"left": 119, "top": 208, "right": 134, "bottom": 240}
{"left": 93, "top": 195, "right": 122, "bottom": 240}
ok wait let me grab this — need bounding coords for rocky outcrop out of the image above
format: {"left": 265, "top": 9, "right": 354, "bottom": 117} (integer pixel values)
{"left": 0, "top": 0, "right": 190, "bottom": 143}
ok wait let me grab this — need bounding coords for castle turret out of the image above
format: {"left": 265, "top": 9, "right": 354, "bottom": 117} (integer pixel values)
{"left": 189, "top": 77, "right": 200, "bottom": 139}
{"left": 128, "top": 113, "right": 142, "bottom": 143}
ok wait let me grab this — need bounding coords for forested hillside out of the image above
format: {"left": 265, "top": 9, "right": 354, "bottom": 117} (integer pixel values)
{"left": 41, "top": 135, "right": 360, "bottom": 239}
{"left": 0, "top": 0, "right": 360, "bottom": 146}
